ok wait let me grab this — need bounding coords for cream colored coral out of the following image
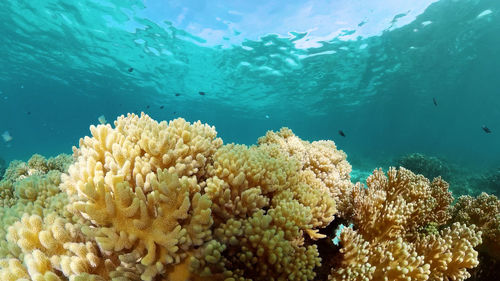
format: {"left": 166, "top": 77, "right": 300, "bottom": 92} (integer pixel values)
{"left": 1, "top": 213, "right": 104, "bottom": 280}
{"left": 295, "top": 170, "right": 337, "bottom": 229}
{"left": 212, "top": 210, "right": 321, "bottom": 281}
{"left": 330, "top": 227, "right": 429, "bottom": 281}
{"left": 205, "top": 144, "right": 300, "bottom": 222}
{"left": 257, "top": 128, "right": 349, "bottom": 219}
{"left": 330, "top": 168, "right": 480, "bottom": 281}
{"left": 257, "top": 127, "right": 352, "bottom": 196}
{"left": 414, "top": 223, "right": 481, "bottom": 281}
{"left": 60, "top": 113, "right": 220, "bottom": 280}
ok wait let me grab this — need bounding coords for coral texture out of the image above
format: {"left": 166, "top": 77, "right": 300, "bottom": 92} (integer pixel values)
{"left": 257, "top": 127, "right": 351, "bottom": 220}
{"left": 0, "top": 154, "right": 73, "bottom": 261}
{"left": 0, "top": 114, "right": 488, "bottom": 281}
{"left": 329, "top": 167, "right": 480, "bottom": 281}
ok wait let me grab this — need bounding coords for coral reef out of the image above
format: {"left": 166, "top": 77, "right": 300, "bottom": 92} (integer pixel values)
{"left": 395, "top": 153, "right": 451, "bottom": 180}
{"left": 465, "top": 168, "right": 500, "bottom": 197}
{"left": 394, "top": 153, "right": 500, "bottom": 198}
{"left": 0, "top": 113, "right": 490, "bottom": 281}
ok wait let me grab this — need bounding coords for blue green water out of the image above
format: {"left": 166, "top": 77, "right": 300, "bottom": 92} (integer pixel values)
{"left": 0, "top": 0, "right": 499, "bottom": 178}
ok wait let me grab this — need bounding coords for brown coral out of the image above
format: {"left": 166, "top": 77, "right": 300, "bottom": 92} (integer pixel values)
{"left": 450, "top": 193, "right": 500, "bottom": 259}
{"left": 329, "top": 167, "right": 480, "bottom": 281}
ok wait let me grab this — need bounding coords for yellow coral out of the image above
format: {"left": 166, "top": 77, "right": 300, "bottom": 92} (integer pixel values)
{"left": 414, "top": 223, "right": 481, "bottom": 281}
{"left": 61, "top": 113, "right": 219, "bottom": 280}
{"left": 330, "top": 227, "right": 430, "bottom": 281}
{"left": 2, "top": 213, "right": 104, "bottom": 280}
{"left": 257, "top": 128, "right": 348, "bottom": 220}
{"left": 205, "top": 144, "right": 300, "bottom": 221}
{"left": 330, "top": 168, "right": 480, "bottom": 281}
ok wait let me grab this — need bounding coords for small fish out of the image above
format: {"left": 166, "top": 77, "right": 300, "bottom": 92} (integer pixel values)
{"left": 338, "top": 130, "right": 346, "bottom": 137}
{"left": 175, "top": 93, "right": 181, "bottom": 97}
{"left": 433, "top": 97, "right": 437, "bottom": 106}
{"left": 265, "top": 115, "right": 269, "bottom": 119}
{"left": 173, "top": 111, "right": 177, "bottom": 114}
{"left": 146, "top": 105, "right": 150, "bottom": 109}
{"left": 98, "top": 115, "right": 107, "bottom": 124}
{"left": 199, "top": 91, "right": 206, "bottom": 96}
{"left": 482, "top": 125, "right": 491, "bottom": 133}
{"left": 26, "top": 111, "right": 31, "bottom": 115}
{"left": 128, "top": 67, "right": 134, "bottom": 72}
{"left": 160, "top": 105, "right": 164, "bottom": 109}
{"left": 2, "top": 131, "right": 12, "bottom": 142}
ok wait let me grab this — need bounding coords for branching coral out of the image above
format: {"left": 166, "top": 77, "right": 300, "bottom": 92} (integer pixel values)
{"left": 195, "top": 139, "right": 338, "bottom": 279}
{"left": 329, "top": 167, "right": 480, "bottom": 281}
{"left": 257, "top": 127, "right": 347, "bottom": 226}
{"left": 257, "top": 128, "right": 352, "bottom": 198}
{"left": 351, "top": 168, "right": 453, "bottom": 241}
{"left": 59, "top": 113, "right": 221, "bottom": 280}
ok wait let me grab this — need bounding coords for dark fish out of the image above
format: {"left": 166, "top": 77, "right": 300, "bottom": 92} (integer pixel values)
{"left": 160, "top": 105, "right": 164, "bottom": 109}
{"left": 199, "top": 91, "right": 206, "bottom": 96}
{"left": 175, "top": 93, "right": 181, "bottom": 96}
{"left": 146, "top": 105, "right": 150, "bottom": 109}
{"left": 128, "top": 67, "right": 134, "bottom": 72}
{"left": 173, "top": 111, "right": 177, "bottom": 114}
{"left": 433, "top": 97, "right": 437, "bottom": 106}
{"left": 27, "top": 111, "right": 31, "bottom": 115}
{"left": 338, "top": 130, "right": 346, "bottom": 137}
{"left": 482, "top": 126, "right": 491, "bottom": 133}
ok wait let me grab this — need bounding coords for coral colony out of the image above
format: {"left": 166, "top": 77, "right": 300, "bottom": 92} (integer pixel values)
{"left": 0, "top": 113, "right": 498, "bottom": 281}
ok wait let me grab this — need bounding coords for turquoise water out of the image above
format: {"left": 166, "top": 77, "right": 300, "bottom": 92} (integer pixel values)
{"left": 0, "top": 0, "right": 499, "bottom": 177}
